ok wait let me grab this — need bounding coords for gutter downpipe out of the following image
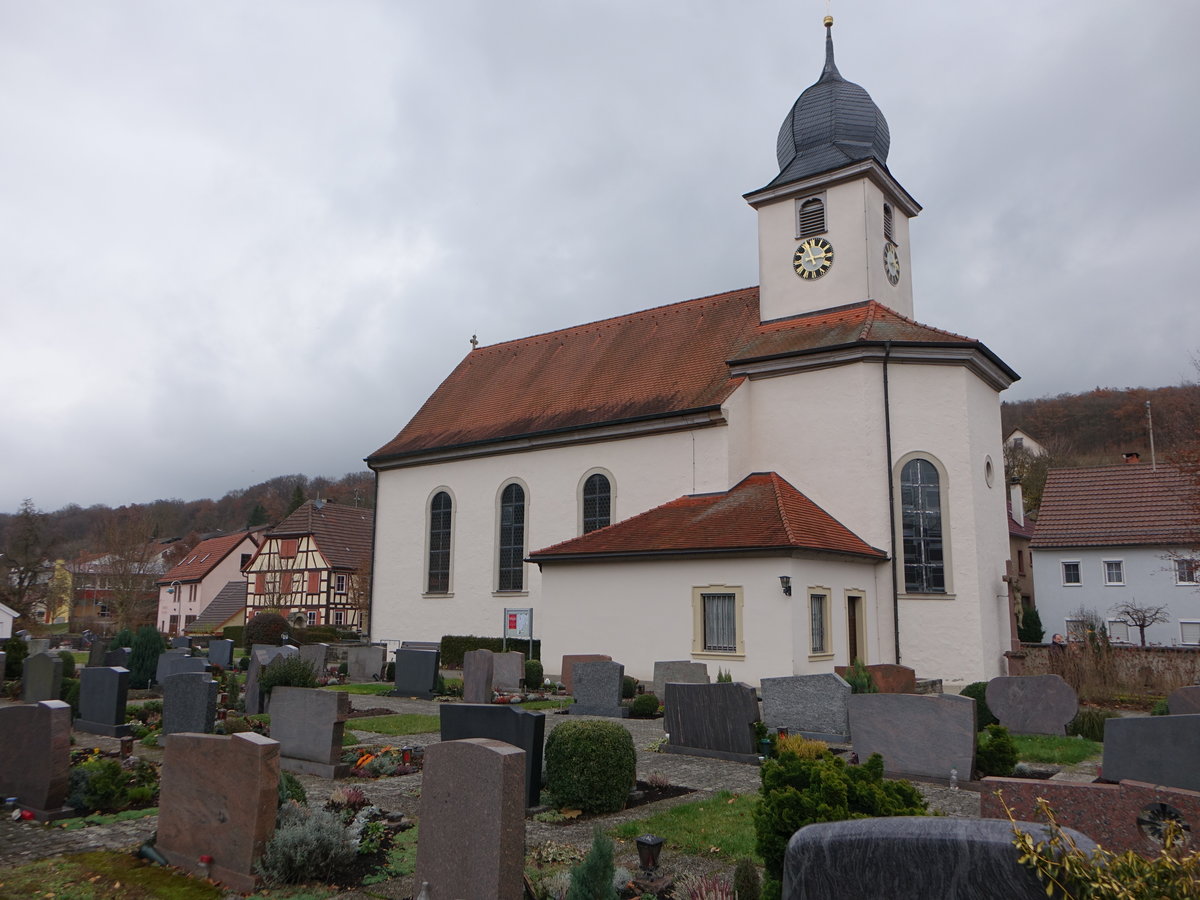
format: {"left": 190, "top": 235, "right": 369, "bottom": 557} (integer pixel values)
{"left": 883, "top": 341, "right": 901, "bottom": 665}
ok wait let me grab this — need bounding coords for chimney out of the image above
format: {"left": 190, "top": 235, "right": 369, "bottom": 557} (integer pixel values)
{"left": 1009, "top": 477, "right": 1024, "bottom": 527}
{"left": 1123, "top": 452, "right": 1141, "bottom": 464}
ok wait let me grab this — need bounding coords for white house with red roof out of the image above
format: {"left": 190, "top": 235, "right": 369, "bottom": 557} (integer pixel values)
{"left": 154, "top": 530, "right": 261, "bottom": 635}
{"left": 367, "top": 19, "right": 1019, "bottom": 685}
{"left": 1031, "top": 463, "right": 1200, "bottom": 646}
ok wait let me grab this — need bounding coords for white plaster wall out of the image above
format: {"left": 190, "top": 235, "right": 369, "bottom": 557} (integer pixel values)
{"left": 1032, "top": 545, "right": 1200, "bottom": 646}
{"left": 371, "top": 425, "right": 731, "bottom": 648}
{"left": 156, "top": 536, "right": 255, "bottom": 632}
{"left": 538, "top": 554, "right": 882, "bottom": 685}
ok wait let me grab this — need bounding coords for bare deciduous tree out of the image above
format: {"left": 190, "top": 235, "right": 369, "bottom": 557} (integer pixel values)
{"left": 1110, "top": 599, "right": 1171, "bottom": 646}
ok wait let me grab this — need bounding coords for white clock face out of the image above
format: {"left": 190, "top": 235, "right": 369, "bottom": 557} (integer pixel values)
{"left": 884, "top": 242, "right": 901, "bottom": 286}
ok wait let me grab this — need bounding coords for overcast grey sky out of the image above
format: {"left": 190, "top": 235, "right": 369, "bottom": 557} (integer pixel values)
{"left": 3, "top": 2, "right": 1198, "bottom": 514}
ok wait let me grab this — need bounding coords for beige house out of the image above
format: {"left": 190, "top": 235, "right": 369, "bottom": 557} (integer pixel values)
{"left": 155, "top": 530, "right": 262, "bottom": 635}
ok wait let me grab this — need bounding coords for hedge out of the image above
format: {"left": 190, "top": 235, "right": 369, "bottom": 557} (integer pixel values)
{"left": 222, "top": 626, "right": 246, "bottom": 647}
{"left": 439, "top": 635, "right": 541, "bottom": 668}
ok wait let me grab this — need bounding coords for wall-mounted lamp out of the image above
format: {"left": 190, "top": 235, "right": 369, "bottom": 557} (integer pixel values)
{"left": 779, "top": 575, "right": 792, "bottom": 596}
{"left": 635, "top": 834, "right": 665, "bottom": 873}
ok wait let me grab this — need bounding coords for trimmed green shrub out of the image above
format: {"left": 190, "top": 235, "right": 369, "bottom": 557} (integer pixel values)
{"left": 525, "top": 657, "right": 544, "bottom": 689}
{"left": 565, "top": 827, "right": 618, "bottom": 900}
{"left": 110, "top": 628, "right": 135, "bottom": 650}
{"left": 1151, "top": 698, "right": 1171, "bottom": 716}
{"left": 717, "top": 667, "right": 733, "bottom": 683}
{"left": 975, "top": 724, "right": 1018, "bottom": 777}
{"left": 754, "top": 751, "right": 927, "bottom": 900}
{"left": 128, "top": 626, "right": 165, "bottom": 689}
{"left": 1017, "top": 606, "right": 1045, "bottom": 644}
{"left": 256, "top": 803, "right": 354, "bottom": 885}
{"left": 245, "top": 612, "right": 290, "bottom": 647}
{"left": 259, "top": 655, "right": 318, "bottom": 698}
{"left": 621, "top": 675, "right": 638, "bottom": 699}
{"left": 278, "top": 770, "right": 308, "bottom": 807}
{"left": 958, "top": 681, "right": 998, "bottom": 728}
{"left": 630, "top": 692, "right": 660, "bottom": 718}
{"left": 734, "top": 857, "right": 762, "bottom": 900}
{"left": 438, "top": 635, "right": 540, "bottom": 667}
{"left": 545, "top": 720, "right": 636, "bottom": 814}
{"left": 221, "top": 625, "right": 245, "bottom": 647}
{"left": 57, "top": 649, "right": 77, "bottom": 679}
{"left": 238, "top": 655, "right": 250, "bottom": 671}
{"left": 3, "top": 637, "right": 28, "bottom": 679}
{"left": 67, "top": 757, "right": 158, "bottom": 814}
{"left": 60, "top": 677, "right": 80, "bottom": 716}
{"left": 843, "top": 658, "right": 877, "bottom": 694}
{"left": 1068, "top": 708, "right": 1120, "bottom": 742}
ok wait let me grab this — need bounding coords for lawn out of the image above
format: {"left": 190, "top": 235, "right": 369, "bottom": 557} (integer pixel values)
{"left": 321, "top": 682, "right": 395, "bottom": 696}
{"left": 610, "top": 791, "right": 760, "bottom": 861}
{"left": 1012, "top": 733, "right": 1102, "bottom": 766}
{"left": 347, "top": 713, "right": 440, "bottom": 735}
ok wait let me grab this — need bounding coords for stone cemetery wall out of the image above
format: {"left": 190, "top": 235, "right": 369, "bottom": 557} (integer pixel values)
{"left": 569, "top": 660, "right": 628, "bottom": 717}
{"left": 559, "top": 653, "right": 610, "bottom": 694}
{"left": 663, "top": 681, "right": 759, "bottom": 762}
{"left": 162, "top": 672, "right": 218, "bottom": 735}
{"left": 1010, "top": 643, "right": 1200, "bottom": 696}
{"left": 76, "top": 666, "right": 133, "bottom": 738}
{"left": 0, "top": 700, "right": 72, "bottom": 820}
{"left": 158, "top": 732, "right": 280, "bottom": 892}
{"left": 21, "top": 651, "right": 63, "bottom": 702}
{"left": 492, "top": 651, "right": 525, "bottom": 692}
{"left": 761, "top": 673, "right": 851, "bottom": 741}
{"left": 1103, "top": 714, "right": 1200, "bottom": 791}
{"left": 440, "top": 704, "right": 545, "bottom": 808}
{"left": 463, "top": 648, "right": 496, "bottom": 703}
{"left": 981, "top": 777, "right": 1200, "bottom": 857}
{"left": 782, "top": 817, "right": 1097, "bottom": 899}
{"left": 415, "top": 738, "right": 526, "bottom": 899}
{"left": 848, "top": 693, "right": 975, "bottom": 781}
{"left": 392, "top": 648, "right": 441, "bottom": 699}
{"left": 271, "top": 687, "right": 350, "bottom": 778}
{"left": 986, "top": 674, "right": 1077, "bottom": 735}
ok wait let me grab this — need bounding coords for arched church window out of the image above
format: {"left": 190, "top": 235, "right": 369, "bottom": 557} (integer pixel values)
{"left": 797, "top": 197, "right": 826, "bottom": 237}
{"left": 498, "top": 482, "right": 526, "bottom": 592}
{"left": 582, "top": 473, "right": 611, "bottom": 533}
{"left": 427, "top": 491, "right": 452, "bottom": 593}
{"left": 900, "top": 458, "right": 945, "bottom": 593}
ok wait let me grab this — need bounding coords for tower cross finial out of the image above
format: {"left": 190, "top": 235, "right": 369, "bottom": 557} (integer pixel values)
{"left": 470, "top": 334, "right": 479, "bottom": 350}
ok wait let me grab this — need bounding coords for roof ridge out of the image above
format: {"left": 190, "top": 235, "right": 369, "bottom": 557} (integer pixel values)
{"left": 766, "top": 473, "right": 802, "bottom": 545}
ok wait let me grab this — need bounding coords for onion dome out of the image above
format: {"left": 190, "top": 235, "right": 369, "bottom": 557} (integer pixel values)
{"left": 769, "top": 17, "right": 890, "bottom": 189}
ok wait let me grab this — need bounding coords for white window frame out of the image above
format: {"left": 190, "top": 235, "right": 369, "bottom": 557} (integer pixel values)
{"left": 333, "top": 610, "right": 345, "bottom": 627}
{"left": 1180, "top": 620, "right": 1200, "bottom": 645}
{"left": 809, "top": 587, "right": 833, "bottom": 659}
{"left": 1105, "top": 618, "right": 1131, "bottom": 643}
{"left": 1061, "top": 561, "right": 1082, "bottom": 586}
{"left": 306, "top": 610, "right": 317, "bottom": 626}
{"left": 1064, "top": 618, "right": 1088, "bottom": 642}
{"left": 1103, "top": 559, "right": 1125, "bottom": 586}
{"left": 1175, "top": 558, "right": 1199, "bottom": 585}
{"left": 691, "top": 585, "right": 745, "bottom": 658}
{"left": 334, "top": 573, "right": 348, "bottom": 594}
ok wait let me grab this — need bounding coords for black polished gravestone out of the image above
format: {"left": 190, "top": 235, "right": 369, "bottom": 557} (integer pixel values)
{"left": 781, "top": 817, "right": 1099, "bottom": 900}
{"left": 86, "top": 639, "right": 111, "bottom": 668}
{"left": 75, "top": 666, "right": 133, "bottom": 738}
{"left": 1104, "top": 714, "right": 1200, "bottom": 792}
{"left": 390, "top": 648, "right": 441, "bottom": 700}
{"left": 207, "top": 639, "right": 235, "bottom": 670}
{"left": 663, "top": 681, "right": 761, "bottom": 763}
{"left": 439, "top": 704, "right": 545, "bottom": 808}
{"left": 104, "top": 647, "right": 131, "bottom": 668}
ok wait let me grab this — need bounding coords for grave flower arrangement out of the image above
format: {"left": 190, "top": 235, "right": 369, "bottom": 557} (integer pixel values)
{"left": 65, "top": 748, "right": 160, "bottom": 816}
{"left": 342, "top": 745, "right": 424, "bottom": 778}
{"left": 492, "top": 690, "right": 552, "bottom": 704}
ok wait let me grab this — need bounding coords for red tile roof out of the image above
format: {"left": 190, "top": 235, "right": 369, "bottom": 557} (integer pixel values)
{"left": 1030, "top": 465, "right": 1200, "bottom": 548}
{"left": 157, "top": 531, "right": 259, "bottom": 586}
{"left": 187, "top": 580, "right": 249, "bottom": 634}
{"left": 530, "top": 472, "right": 886, "bottom": 561}
{"left": 269, "top": 501, "right": 375, "bottom": 570}
{"left": 369, "top": 291, "right": 1002, "bottom": 463}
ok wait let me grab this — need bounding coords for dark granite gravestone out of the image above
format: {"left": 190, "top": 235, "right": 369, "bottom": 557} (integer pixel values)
{"left": 492, "top": 651, "right": 525, "bottom": 692}
{"left": 463, "top": 648, "right": 496, "bottom": 703}
{"left": 559, "top": 653, "right": 611, "bottom": 694}
{"left": 0, "top": 700, "right": 73, "bottom": 821}
{"left": 162, "top": 655, "right": 213, "bottom": 682}
{"left": 155, "top": 648, "right": 193, "bottom": 686}
{"left": 652, "top": 660, "right": 710, "bottom": 705}
{"left": 21, "top": 651, "right": 63, "bottom": 702}
{"left": 86, "top": 639, "right": 110, "bottom": 668}
{"left": 158, "top": 732, "right": 279, "bottom": 892}
{"left": 781, "top": 817, "right": 1098, "bottom": 899}
{"left": 104, "top": 647, "right": 131, "bottom": 668}
{"left": 1103, "top": 714, "right": 1200, "bottom": 791}
{"left": 0, "top": 651, "right": 5, "bottom": 678}
{"left": 171, "top": 636, "right": 193, "bottom": 650}
{"left": 162, "top": 672, "right": 218, "bottom": 735}
{"left": 75, "top": 666, "right": 132, "bottom": 738}
{"left": 244, "top": 645, "right": 300, "bottom": 715}
{"left": 440, "top": 703, "right": 546, "bottom": 808}
{"left": 298, "top": 642, "right": 329, "bottom": 677}
{"left": 986, "top": 674, "right": 1078, "bottom": 735}
{"left": 346, "top": 644, "right": 387, "bottom": 682}
{"left": 1167, "top": 685, "right": 1200, "bottom": 715}
{"left": 415, "top": 738, "right": 526, "bottom": 900}
{"left": 848, "top": 693, "right": 976, "bottom": 781}
{"left": 761, "top": 673, "right": 851, "bottom": 741}
{"left": 270, "top": 687, "right": 350, "bottom": 778}
{"left": 663, "top": 681, "right": 760, "bottom": 763}
{"left": 207, "top": 639, "right": 235, "bottom": 670}
{"left": 391, "top": 648, "right": 441, "bottom": 699}
{"left": 569, "top": 660, "right": 628, "bottom": 717}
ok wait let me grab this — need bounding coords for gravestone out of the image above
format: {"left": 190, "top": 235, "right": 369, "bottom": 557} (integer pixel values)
{"left": 207, "top": 639, "right": 235, "bottom": 670}
{"left": 848, "top": 693, "right": 976, "bottom": 781}
{"left": 781, "top": 817, "right": 1098, "bottom": 899}
{"left": 559, "top": 653, "right": 610, "bottom": 694}
{"left": 0, "top": 651, "right": 5, "bottom": 678}
{"left": 1103, "top": 714, "right": 1200, "bottom": 791}
{"left": 761, "top": 673, "right": 852, "bottom": 741}
{"left": 27, "top": 638, "right": 50, "bottom": 654}
{"left": 162, "top": 672, "right": 218, "bottom": 735}
{"left": 161, "top": 655, "right": 212, "bottom": 683}
{"left": 441, "top": 703, "right": 546, "bottom": 808}
{"left": 1167, "top": 685, "right": 1200, "bottom": 715}
{"left": 104, "top": 647, "right": 131, "bottom": 668}
{"left": 663, "top": 681, "right": 760, "bottom": 762}
{"left": 986, "top": 674, "right": 1078, "bottom": 735}
{"left": 492, "top": 651, "right": 525, "bottom": 692}
{"left": 569, "top": 660, "right": 628, "bottom": 717}
{"left": 75, "top": 666, "right": 132, "bottom": 738}
{"left": 21, "top": 651, "right": 63, "bottom": 702}
{"left": 391, "top": 648, "right": 441, "bottom": 699}
{"left": 171, "top": 636, "right": 193, "bottom": 650}
{"left": 158, "top": 732, "right": 279, "bottom": 892}
{"left": 270, "top": 687, "right": 350, "bottom": 778}
{"left": 346, "top": 644, "right": 386, "bottom": 682}
{"left": 415, "top": 738, "right": 526, "bottom": 899}
{"left": 155, "top": 648, "right": 193, "bottom": 685}
{"left": 463, "top": 648, "right": 496, "bottom": 703}
{"left": 0, "top": 700, "right": 73, "bottom": 820}
{"left": 652, "top": 660, "right": 710, "bottom": 704}
{"left": 298, "top": 642, "right": 329, "bottom": 677}
{"left": 836, "top": 663, "right": 918, "bottom": 694}
{"left": 244, "top": 645, "right": 300, "bottom": 715}
{"left": 86, "top": 639, "right": 110, "bottom": 668}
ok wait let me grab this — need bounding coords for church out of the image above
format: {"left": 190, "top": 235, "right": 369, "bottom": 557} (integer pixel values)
{"left": 367, "top": 19, "right": 1019, "bottom": 687}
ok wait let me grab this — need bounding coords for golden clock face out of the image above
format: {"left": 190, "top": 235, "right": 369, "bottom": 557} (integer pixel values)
{"left": 793, "top": 237, "right": 834, "bottom": 280}
{"left": 884, "top": 242, "right": 901, "bottom": 286}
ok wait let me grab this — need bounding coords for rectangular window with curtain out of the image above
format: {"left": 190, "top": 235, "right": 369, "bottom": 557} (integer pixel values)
{"left": 810, "top": 592, "right": 828, "bottom": 654}
{"left": 702, "top": 592, "right": 736, "bottom": 652}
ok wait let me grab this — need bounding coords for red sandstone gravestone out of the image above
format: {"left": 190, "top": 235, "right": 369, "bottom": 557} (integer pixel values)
{"left": 0, "top": 700, "right": 73, "bottom": 821}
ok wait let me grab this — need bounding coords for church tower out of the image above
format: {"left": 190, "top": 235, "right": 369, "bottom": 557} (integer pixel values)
{"left": 745, "top": 17, "right": 921, "bottom": 322}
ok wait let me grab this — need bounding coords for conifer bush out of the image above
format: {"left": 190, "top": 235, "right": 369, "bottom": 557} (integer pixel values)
{"left": 128, "top": 625, "right": 165, "bottom": 689}
{"left": 259, "top": 655, "right": 319, "bottom": 698}
{"left": 4, "top": 636, "right": 28, "bottom": 679}
{"left": 57, "top": 649, "right": 77, "bottom": 678}
{"left": 630, "top": 692, "right": 660, "bottom": 718}
{"left": 525, "top": 657, "right": 544, "bottom": 689}
{"left": 545, "top": 720, "right": 636, "bottom": 814}
{"left": 564, "top": 827, "right": 618, "bottom": 900}
{"left": 975, "top": 723, "right": 1018, "bottom": 777}
{"left": 958, "top": 681, "right": 998, "bottom": 728}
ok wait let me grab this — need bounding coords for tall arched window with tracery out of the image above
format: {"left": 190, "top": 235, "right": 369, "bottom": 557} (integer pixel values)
{"left": 498, "top": 483, "right": 525, "bottom": 591}
{"left": 427, "top": 491, "right": 452, "bottom": 594}
{"left": 900, "top": 458, "right": 945, "bottom": 593}
{"left": 582, "top": 473, "right": 611, "bottom": 533}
